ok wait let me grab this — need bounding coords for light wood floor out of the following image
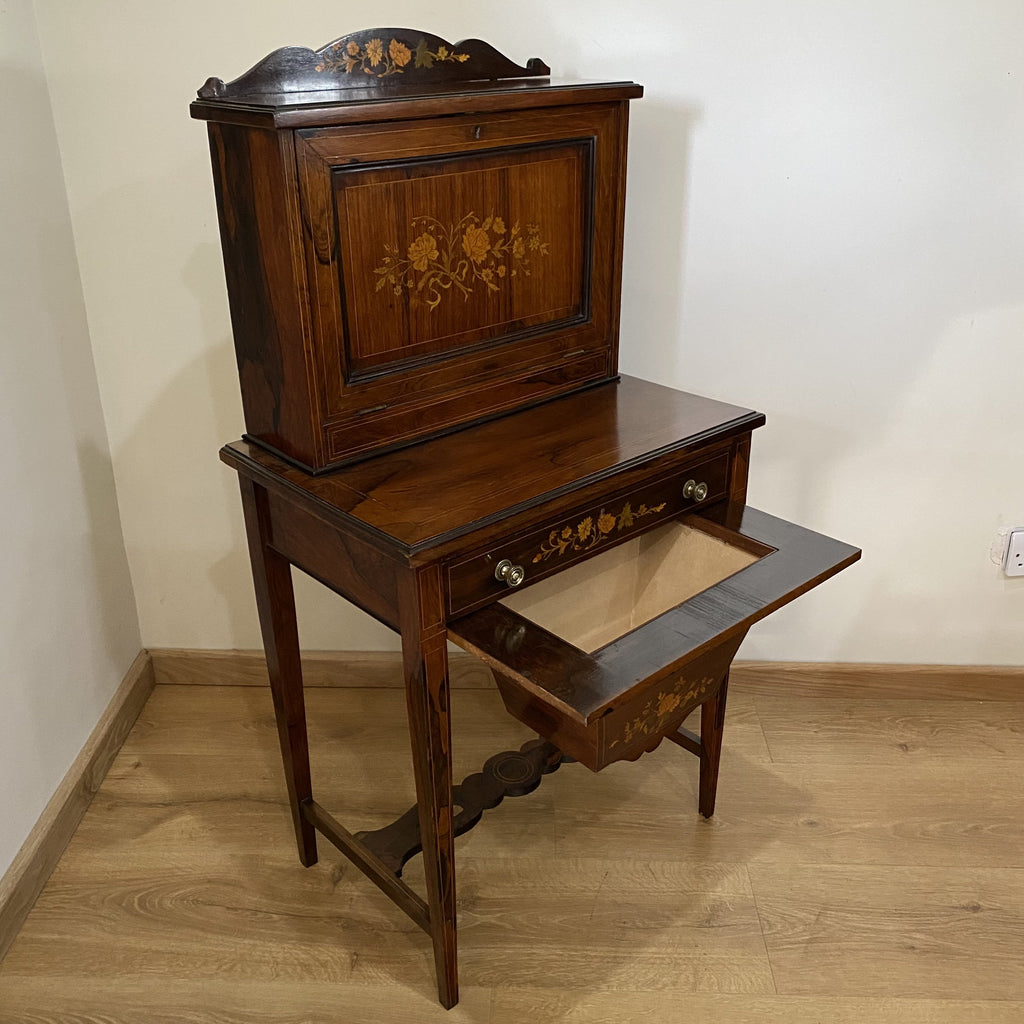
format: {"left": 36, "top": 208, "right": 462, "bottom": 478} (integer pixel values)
{"left": 2, "top": 677, "right": 1024, "bottom": 1022}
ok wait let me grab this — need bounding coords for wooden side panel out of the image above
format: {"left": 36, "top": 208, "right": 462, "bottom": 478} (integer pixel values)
{"left": 726, "top": 434, "right": 752, "bottom": 530}
{"left": 264, "top": 491, "right": 401, "bottom": 629}
{"left": 207, "top": 123, "right": 320, "bottom": 467}
{"left": 238, "top": 479, "right": 318, "bottom": 866}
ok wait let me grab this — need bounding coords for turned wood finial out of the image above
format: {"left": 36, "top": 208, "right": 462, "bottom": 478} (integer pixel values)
{"left": 197, "top": 28, "right": 550, "bottom": 100}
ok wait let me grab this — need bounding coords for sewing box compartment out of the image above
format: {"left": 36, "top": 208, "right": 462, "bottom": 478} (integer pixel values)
{"left": 449, "top": 506, "right": 859, "bottom": 771}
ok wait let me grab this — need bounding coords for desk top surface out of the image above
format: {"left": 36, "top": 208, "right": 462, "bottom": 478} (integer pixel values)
{"left": 221, "top": 376, "right": 764, "bottom": 553}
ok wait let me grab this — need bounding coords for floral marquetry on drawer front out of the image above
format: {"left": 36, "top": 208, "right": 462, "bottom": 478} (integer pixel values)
{"left": 533, "top": 498, "right": 667, "bottom": 564}
{"left": 445, "top": 450, "right": 730, "bottom": 616}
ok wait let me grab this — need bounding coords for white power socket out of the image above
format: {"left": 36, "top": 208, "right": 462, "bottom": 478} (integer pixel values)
{"left": 1004, "top": 528, "right": 1024, "bottom": 577}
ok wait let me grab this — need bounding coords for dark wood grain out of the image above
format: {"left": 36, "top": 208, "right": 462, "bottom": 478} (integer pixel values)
{"left": 397, "top": 568, "right": 458, "bottom": 1009}
{"left": 698, "top": 671, "right": 730, "bottom": 818}
{"left": 238, "top": 478, "right": 317, "bottom": 866}
{"left": 446, "top": 449, "right": 731, "bottom": 616}
{"left": 332, "top": 143, "right": 588, "bottom": 377}
{"left": 356, "top": 738, "right": 564, "bottom": 876}
{"left": 264, "top": 489, "right": 401, "bottom": 629}
{"left": 190, "top": 78, "right": 643, "bottom": 130}
{"left": 225, "top": 427, "right": 858, "bottom": 1004}
{"left": 220, "top": 377, "right": 763, "bottom": 553}
{"left": 300, "top": 800, "right": 430, "bottom": 932}
{"left": 292, "top": 102, "right": 630, "bottom": 467}
{"left": 207, "top": 124, "right": 320, "bottom": 467}
{"left": 726, "top": 435, "right": 751, "bottom": 530}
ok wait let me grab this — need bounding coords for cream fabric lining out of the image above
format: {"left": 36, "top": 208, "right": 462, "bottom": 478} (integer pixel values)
{"left": 500, "top": 520, "right": 760, "bottom": 654}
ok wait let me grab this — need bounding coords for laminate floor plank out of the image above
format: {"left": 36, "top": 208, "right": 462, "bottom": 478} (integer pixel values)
{"left": 0, "top": 977, "right": 494, "bottom": 1024}
{"left": 552, "top": 751, "right": 1024, "bottom": 868}
{"left": 754, "top": 696, "right": 1024, "bottom": 764}
{"left": 493, "top": 990, "right": 1024, "bottom": 1024}
{"left": 749, "top": 863, "right": 1024, "bottom": 999}
{"left": 2, "top": 682, "right": 1023, "bottom": 1023}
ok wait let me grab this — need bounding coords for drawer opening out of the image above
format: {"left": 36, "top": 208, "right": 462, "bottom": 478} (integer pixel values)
{"left": 449, "top": 506, "right": 859, "bottom": 770}
{"left": 499, "top": 518, "right": 773, "bottom": 654}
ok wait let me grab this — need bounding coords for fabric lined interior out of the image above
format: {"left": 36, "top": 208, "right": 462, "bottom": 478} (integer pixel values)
{"left": 500, "top": 520, "right": 762, "bottom": 653}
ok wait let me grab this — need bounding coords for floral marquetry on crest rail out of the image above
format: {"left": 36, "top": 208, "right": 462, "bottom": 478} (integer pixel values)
{"left": 197, "top": 29, "right": 550, "bottom": 99}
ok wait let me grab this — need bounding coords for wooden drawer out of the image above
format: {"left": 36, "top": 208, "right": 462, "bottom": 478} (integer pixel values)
{"left": 448, "top": 507, "right": 860, "bottom": 770}
{"left": 446, "top": 450, "right": 730, "bottom": 616}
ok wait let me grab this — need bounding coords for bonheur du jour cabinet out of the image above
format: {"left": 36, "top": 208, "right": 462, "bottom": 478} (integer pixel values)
{"left": 192, "top": 29, "right": 859, "bottom": 1008}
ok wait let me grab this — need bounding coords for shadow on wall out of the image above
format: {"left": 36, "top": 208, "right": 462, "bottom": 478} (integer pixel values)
{"left": 24, "top": 75, "right": 141, "bottom": 679}
{"left": 74, "top": 442, "right": 141, "bottom": 670}
{"left": 619, "top": 98, "right": 703, "bottom": 385}
{"left": 0, "top": 53, "right": 142, "bottom": 812}
{"left": 109, "top": 238, "right": 396, "bottom": 651}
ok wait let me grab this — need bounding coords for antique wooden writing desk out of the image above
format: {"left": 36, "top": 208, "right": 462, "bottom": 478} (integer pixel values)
{"left": 195, "top": 30, "right": 859, "bottom": 1008}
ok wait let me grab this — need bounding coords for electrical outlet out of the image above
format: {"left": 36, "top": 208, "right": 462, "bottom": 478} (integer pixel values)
{"left": 1005, "top": 528, "right": 1024, "bottom": 577}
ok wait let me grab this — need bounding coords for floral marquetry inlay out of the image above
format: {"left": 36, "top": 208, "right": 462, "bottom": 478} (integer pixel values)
{"left": 609, "top": 676, "right": 718, "bottom": 748}
{"left": 533, "top": 500, "right": 667, "bottom": 564}
{"left": 374, "top": 214, "right": 550, "bottom": 311}
{"left": 315, "top": 36, "right": 470, "bottom": 78}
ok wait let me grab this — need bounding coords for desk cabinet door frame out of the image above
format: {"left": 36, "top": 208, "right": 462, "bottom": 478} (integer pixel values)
{"left": 294, "top": 102, "right": 631, "bottom": 464}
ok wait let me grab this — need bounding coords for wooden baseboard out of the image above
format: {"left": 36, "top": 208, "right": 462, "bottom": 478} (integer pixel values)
{"left": 148, "top": 647, "right": 496, "bottom": 689}
{"left": 0, "top": 650, "right": 156, "bottom": 964}
{"left": 730, "top": 661, "right": 1024, "bottom": 701}
{"left": 149, "top": 648, "right": 1024, "bottom": 701}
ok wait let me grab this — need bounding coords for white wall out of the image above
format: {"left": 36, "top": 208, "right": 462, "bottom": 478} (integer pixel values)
{"left": 34, "top": 1, "right": 1024, "bottom": 664}
{"left": 0, "top": 0, "right": 141, "bottom": 879}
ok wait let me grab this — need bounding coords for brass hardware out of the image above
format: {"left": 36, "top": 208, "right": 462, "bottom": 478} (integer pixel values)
{"left": 495, "top": 558, "right": 526, "bottom": 588}
{"left": 353, "top": 402, "right": 390, "bottom": 417}
{"left": 683, "top": 479, "right": 709, "bottom": 502}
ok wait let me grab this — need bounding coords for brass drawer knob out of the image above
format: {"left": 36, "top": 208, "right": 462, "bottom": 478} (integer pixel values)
{"left": 495, "top": 558, "right": 526, "bottom": 588}
{"left": 683, "top": 479, "right": 709, "bottom": 502}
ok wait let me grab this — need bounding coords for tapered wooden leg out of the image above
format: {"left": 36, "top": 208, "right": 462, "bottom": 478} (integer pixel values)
{"left": 238, "top": 478, "right": 317, "bottom": 867}
{"left": 399, "top": 569, "right": 458, "bottom": 1009}
{"left": 698, "top": 672, "right": 730, "bottom": 819}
